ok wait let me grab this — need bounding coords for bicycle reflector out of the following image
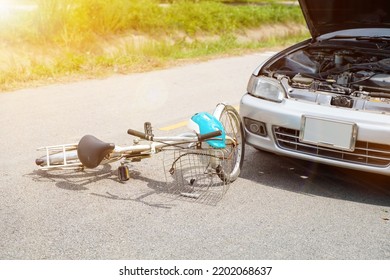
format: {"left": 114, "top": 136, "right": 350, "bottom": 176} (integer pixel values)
{"left": 188, "top": 112, "right": 226, "bottom": 148}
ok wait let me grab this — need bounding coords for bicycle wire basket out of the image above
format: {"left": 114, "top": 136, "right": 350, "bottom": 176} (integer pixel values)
{"left": 161, "top": 146, "right": 232, "bottom": 205}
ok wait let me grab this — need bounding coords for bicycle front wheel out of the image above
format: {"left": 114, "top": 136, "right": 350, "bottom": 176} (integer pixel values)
{"left": 213, "top": 103, "right": 245, "bottom": 182}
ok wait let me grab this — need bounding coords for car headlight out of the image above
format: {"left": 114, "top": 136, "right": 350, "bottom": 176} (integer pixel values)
{"left": 247, "top": 75, "right": 285, "bottom": 103}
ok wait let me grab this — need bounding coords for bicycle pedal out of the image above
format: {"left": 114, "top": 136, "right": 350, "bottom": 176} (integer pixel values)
{"left": 118, "top": 165, "right": 130, "bottom": 181}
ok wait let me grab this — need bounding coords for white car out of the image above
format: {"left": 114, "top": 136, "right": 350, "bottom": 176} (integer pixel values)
{"left": 240, "top": 0, "right": 390, "bottom": 176}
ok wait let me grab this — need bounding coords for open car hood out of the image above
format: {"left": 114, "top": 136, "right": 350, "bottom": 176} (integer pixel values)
{"left": 298, "top": 0, "right": 390, "bottom": 38}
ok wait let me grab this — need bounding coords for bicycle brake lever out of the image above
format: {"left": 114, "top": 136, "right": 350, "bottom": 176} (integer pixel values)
{"left": 144, "top": 122, "right": 154, "bottom": 137}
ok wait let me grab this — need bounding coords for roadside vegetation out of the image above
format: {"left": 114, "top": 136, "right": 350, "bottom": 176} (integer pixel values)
{"left": 0, "top": 0, "right": 309, "bottom": 91}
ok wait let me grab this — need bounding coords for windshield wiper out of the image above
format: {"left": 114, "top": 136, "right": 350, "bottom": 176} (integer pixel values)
{"left": 320, "top": 35, "right": 390, "bottom": 41}
{"left": 318, "top": 35, "right": 361, "bottom": 42}
{"left": 356, "top": 36, "right": 390, "bottom": 42}
{"left": 318, "top": 35, "right": 390, "bottom": 49}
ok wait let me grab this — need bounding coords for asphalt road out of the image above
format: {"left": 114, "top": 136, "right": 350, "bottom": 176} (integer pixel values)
{"left": 0, "top": 52, "right": 389, "bottom": 260}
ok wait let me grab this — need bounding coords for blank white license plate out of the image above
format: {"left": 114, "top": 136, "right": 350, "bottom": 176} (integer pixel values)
{"left": 299, "top": 116, "right": 358, "bottom": 151}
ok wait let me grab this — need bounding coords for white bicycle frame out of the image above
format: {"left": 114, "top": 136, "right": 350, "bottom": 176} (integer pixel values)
{"left": 36, "top": 133, "right": 234, "bottom": 170}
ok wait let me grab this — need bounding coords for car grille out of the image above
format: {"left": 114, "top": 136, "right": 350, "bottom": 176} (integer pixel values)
{"left": 273, "top": 127, "right": 390, "bottom": 167}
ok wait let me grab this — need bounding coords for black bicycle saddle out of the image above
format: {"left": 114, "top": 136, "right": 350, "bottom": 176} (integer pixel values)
{"left": 77, "top": 135, "right": 115, "bottom": 168}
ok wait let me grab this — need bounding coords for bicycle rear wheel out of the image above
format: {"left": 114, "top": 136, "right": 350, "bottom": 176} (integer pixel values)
{"left": 213, "top": 103, "right": 245, "bottom": 182}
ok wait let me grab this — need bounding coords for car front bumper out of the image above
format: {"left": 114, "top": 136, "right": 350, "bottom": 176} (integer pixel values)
{"left": 240, "top": 93, "right": 390, "bottom": 176}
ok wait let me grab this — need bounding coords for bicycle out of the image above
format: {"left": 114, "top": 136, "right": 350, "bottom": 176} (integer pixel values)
{"left": 35, "top": 103, "right": 244, "bottom": 198}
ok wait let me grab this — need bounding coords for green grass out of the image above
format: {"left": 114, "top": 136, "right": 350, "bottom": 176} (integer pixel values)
{"left": 0, "top": 0, "right": 307, "bottom": 91}
{"left": 23, "top": 0, "right": 303, "bottom": 44}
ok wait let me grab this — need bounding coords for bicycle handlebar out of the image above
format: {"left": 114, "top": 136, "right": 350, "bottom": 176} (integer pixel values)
{"left": 127, "top": 129, "right": 153, "bottom": 140}
{"left": 197, "top": 130, "right": 222, "bottom": 141}
{"left": 127, "top": 128, "right": 222, "bottom": 142}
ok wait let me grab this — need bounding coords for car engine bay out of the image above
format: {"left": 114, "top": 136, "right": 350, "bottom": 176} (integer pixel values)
{"left": 264, "top": 41, "right": 390, "bottom": 108}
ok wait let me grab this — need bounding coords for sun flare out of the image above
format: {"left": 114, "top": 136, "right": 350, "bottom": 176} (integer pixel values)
{"left": 0, "top": 0, "right": 11, "bottom": 17}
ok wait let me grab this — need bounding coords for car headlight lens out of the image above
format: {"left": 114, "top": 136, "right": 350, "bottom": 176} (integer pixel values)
{"left": 247, "top": 75, "right": 285, "bottom": 103}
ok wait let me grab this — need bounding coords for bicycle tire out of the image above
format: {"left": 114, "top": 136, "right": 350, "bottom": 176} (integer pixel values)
{"left": 212, "top": 103, "right": 245, "bottom": 183}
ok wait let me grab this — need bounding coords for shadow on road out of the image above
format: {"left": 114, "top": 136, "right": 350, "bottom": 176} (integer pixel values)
{"left": 28, "top": 165, "right": 176, "bottom": 208}
{"left": 29, "top": 165, "right": 117, "bottom": 191}
{"left": 28, "top": 162, "right": 226, "bottom": 207}
{"left": 241, "top": 146, "right": 390, "bottom": 207}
